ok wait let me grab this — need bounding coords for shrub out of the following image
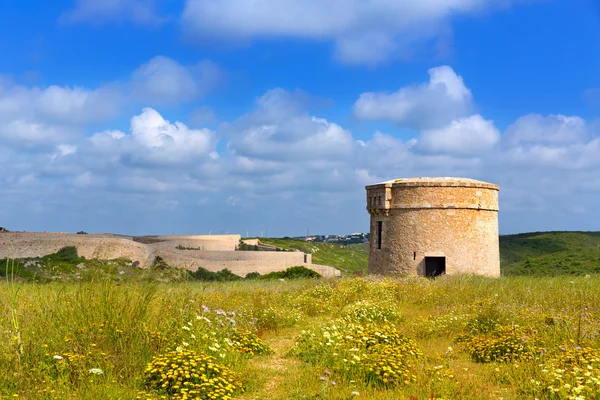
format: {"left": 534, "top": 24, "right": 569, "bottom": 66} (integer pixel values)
{"left": 43, "top": 246, "right": 82, "bottom": 263}
{"left": 462, "top": 325, "right": 538, "bottom": 363}
{"left": 150, "top": 256, "right": 169, "bottom": 271}
{"left": 244, "top": 272, "right": 261, "bottom": 280}
{"left": 260, "top": 266, "right": 320, "bottom": 280}
{"left": 142, "top": 349, "right": 243, "bottom": 399}
{"left": 188, "top": 267, "right": 243, "bottom": 282}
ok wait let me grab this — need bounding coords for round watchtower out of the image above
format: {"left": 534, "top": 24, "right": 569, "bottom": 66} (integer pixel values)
{"left": 366, "top": 177, "right": 500, "bottom": 277}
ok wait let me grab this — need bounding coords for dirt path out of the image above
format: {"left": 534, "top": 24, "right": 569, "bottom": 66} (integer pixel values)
{"left": 239, "top": 330, "right": 302, "bottom": 400}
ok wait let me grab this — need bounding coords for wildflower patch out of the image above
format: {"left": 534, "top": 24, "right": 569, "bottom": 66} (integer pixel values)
{"left": 534, "top": 345, "right": 600, "bottom": 399}
{"left": 142, "top": 349, "right": 243, "bottom": 400}
{"left": 291, "top": 320, "right": 422, "bottom": 387}
{"left": 460, "top": 325, "right": 538, "bottom": 363}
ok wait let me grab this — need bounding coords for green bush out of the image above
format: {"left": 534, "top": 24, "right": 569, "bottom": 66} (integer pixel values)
{"left": 260, "top": 266, "right": 320, "bottom": 280}
{"left": 42, "top": 246, "right": 83, "bottom": 263}
{"left": 188, "top": 267, "right": 243, "bottom": 282}
{"left": 150, "top": 255, "right": 169, "bottom": 270}
{"left": 245, "top": 272, "right": 261, "bottom": 280}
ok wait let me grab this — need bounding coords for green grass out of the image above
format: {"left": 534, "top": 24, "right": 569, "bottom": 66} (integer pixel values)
{"left": 3, "top": 275, "right": 600, "bottom": 399}
{"left": 500, "top": 231, "right": 600, "bottom": 276}
{"left": 259, "top": 238, "right": 369, "bottom": 276}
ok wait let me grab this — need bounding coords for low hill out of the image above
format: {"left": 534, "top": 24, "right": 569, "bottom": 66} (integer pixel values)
{"left": 500, "top": 231, "right": 600, "bottom": 276}
{"left": 259, "top": 238, "right": 369, "bottom": 276}
{"left": 263, "top": 231, "right": 600, "bottom": 277}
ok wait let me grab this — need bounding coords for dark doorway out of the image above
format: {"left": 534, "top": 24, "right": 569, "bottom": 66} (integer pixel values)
{"left": 425, "top": 257, "right": 446, "bottom": 277}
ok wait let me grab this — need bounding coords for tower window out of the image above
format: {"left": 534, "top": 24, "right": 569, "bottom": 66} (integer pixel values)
{"left": 376, "top": 221, "right": 383, "bottom": 249}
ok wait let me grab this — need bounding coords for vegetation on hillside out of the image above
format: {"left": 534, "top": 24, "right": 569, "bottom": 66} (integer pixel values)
{"left": 3, "top": 275, "right": 600, "bottom": 399}
{"left": 260, "top": 237, "right": 369, "bottom": 276}
{"left": 500, "top": 231, "right": 600, "bottom": 276}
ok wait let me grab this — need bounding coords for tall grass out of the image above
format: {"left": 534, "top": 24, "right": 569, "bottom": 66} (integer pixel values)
{"left": 1, "top": 275, "right": 600, "bottom": 399}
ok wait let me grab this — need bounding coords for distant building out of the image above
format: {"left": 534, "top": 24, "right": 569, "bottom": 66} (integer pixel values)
{"left": 366, "top": 177, "right": 500, "bottom": 277}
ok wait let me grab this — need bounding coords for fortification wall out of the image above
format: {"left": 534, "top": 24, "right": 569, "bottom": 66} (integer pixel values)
{"left": 156, "top": 248, "right": 339, "bottom": 277}
{"left": 0, "top": 233, "right": 149, "bottom": 266}
{"left": 150, "top": 235, "right": 240, "bottom": 251}
{"left": 154, "top": 234, "right": 241, "bottom": 241}
{"left": 161, "top": 250, "right": 307, "bottom": 263}
{"left": 0, "top": 232, "right": 339, "bottom": 277}
{"left": 151, "top": 239, "right": 239, "bottom": 251}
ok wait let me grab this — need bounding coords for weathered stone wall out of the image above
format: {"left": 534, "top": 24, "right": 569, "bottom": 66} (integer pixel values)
{"left": 151, "top": 248, "right": 339, "bottom": 277}
{"left": 152, "top": 239, "right": 239, "bottom": 251}
{"left": 0, "top": 232, "right": 339, "bottom": 277}
{"left": 366, "top": 178, "right": 500, "bottom": 277}
{"left": 0, "top": 233, "right": 149, "bottom": 265}
{"left": 151, "top": 235, "right": 241, "bottom": 251}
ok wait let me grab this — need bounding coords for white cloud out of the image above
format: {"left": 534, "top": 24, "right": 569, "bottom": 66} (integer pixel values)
{"left": 500, "top": 114, "right": 600, "bottom": 170}
{"left": 0, "top": 78, "right": 122, "bottom": 126}
{"left": 181, "top": 0, "right": 524, "bottom": 65}
{"left": 417, "top": 114, "right": 500, "bottom": 155}
{"left": 3, "top": 67, "right": 600, "bottom": 235}
{"left": 60, "top": 0, "right": 166, "bottom": 26}
{"left": 57, "top": 144, "right": 77, "bottom": 156}
{"left": 353, "top": 66, "right": 473, "bottom": 129}
{"left": 131, "top": 56, "right": 222, "bottom": 105}
{"left": 0, "top": 120, "right": 79, "bottom": 149}
{"left": 224, "top": 89, "right": 355, "bottom": 162}
{"left": 88, "top": 107, "right": 217, "bottom": 165}
{"left": 504, "top": 114, "right": 589, "bottom": 146}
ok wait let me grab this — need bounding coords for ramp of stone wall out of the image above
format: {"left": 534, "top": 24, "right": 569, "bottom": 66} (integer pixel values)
{"left": 0, "top": 233, "right": 148, "bottom": 265}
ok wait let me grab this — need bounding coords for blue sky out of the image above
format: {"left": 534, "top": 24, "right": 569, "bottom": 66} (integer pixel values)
{"left": 1, "top": 0, "right": 600, "bottom": 237}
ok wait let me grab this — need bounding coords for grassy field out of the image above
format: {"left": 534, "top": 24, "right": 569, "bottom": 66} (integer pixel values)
{"left": 500, "top": 231, "right": 600, "bottom": 276}
{"left": 2, "top": 273, "right": 600, "bottom": 399}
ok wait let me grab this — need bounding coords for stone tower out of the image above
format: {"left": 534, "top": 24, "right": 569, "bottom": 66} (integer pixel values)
{"left": 366, "top": 177, "right": 500, "bottom": 277}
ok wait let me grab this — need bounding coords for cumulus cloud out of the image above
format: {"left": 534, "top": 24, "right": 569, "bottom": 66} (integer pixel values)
{"left": 504, "top": 114, "right": 590, "bottom": 146}
{"left": 0, "top": 120, "right": 79, "bottom": 149}
{"left": 0, "top": 77, "right": 122, "bottom": 126}
{"left": 224, "top": 89, "right": 355, "bottom": 162}
{"left": 88, "top": 107, "right": 217, "bottom": 165}
{"left": 181, "top": 0, "right": 525, "bottom": 65}
{"left": 501, "top": 114, "right": 600, "bottom": 170}
{"left": 353, "top": 65, "right": 473, "bottom": 129}
{"left": 3, "top": 67, "right": 600, "bottom": 235}
{"left": 0, "top": 56, "right": 223, "bottom": 150}
{"left": 60, "top": 0, "right": 166, "bottom": 26}
{"left": 131, "top": 56, "right": 222, "bottom": 105}
{"left": 417, "top": 114, "right": 500, "bottom": 155}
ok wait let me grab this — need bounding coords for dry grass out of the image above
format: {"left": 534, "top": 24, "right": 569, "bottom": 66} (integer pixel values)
{"left": 2, "top": 273, "right": 600, "bottom": 399}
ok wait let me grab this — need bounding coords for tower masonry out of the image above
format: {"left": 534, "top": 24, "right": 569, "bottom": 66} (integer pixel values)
{"left": 366, "top": 177, "right": 500, "bottom": 277}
